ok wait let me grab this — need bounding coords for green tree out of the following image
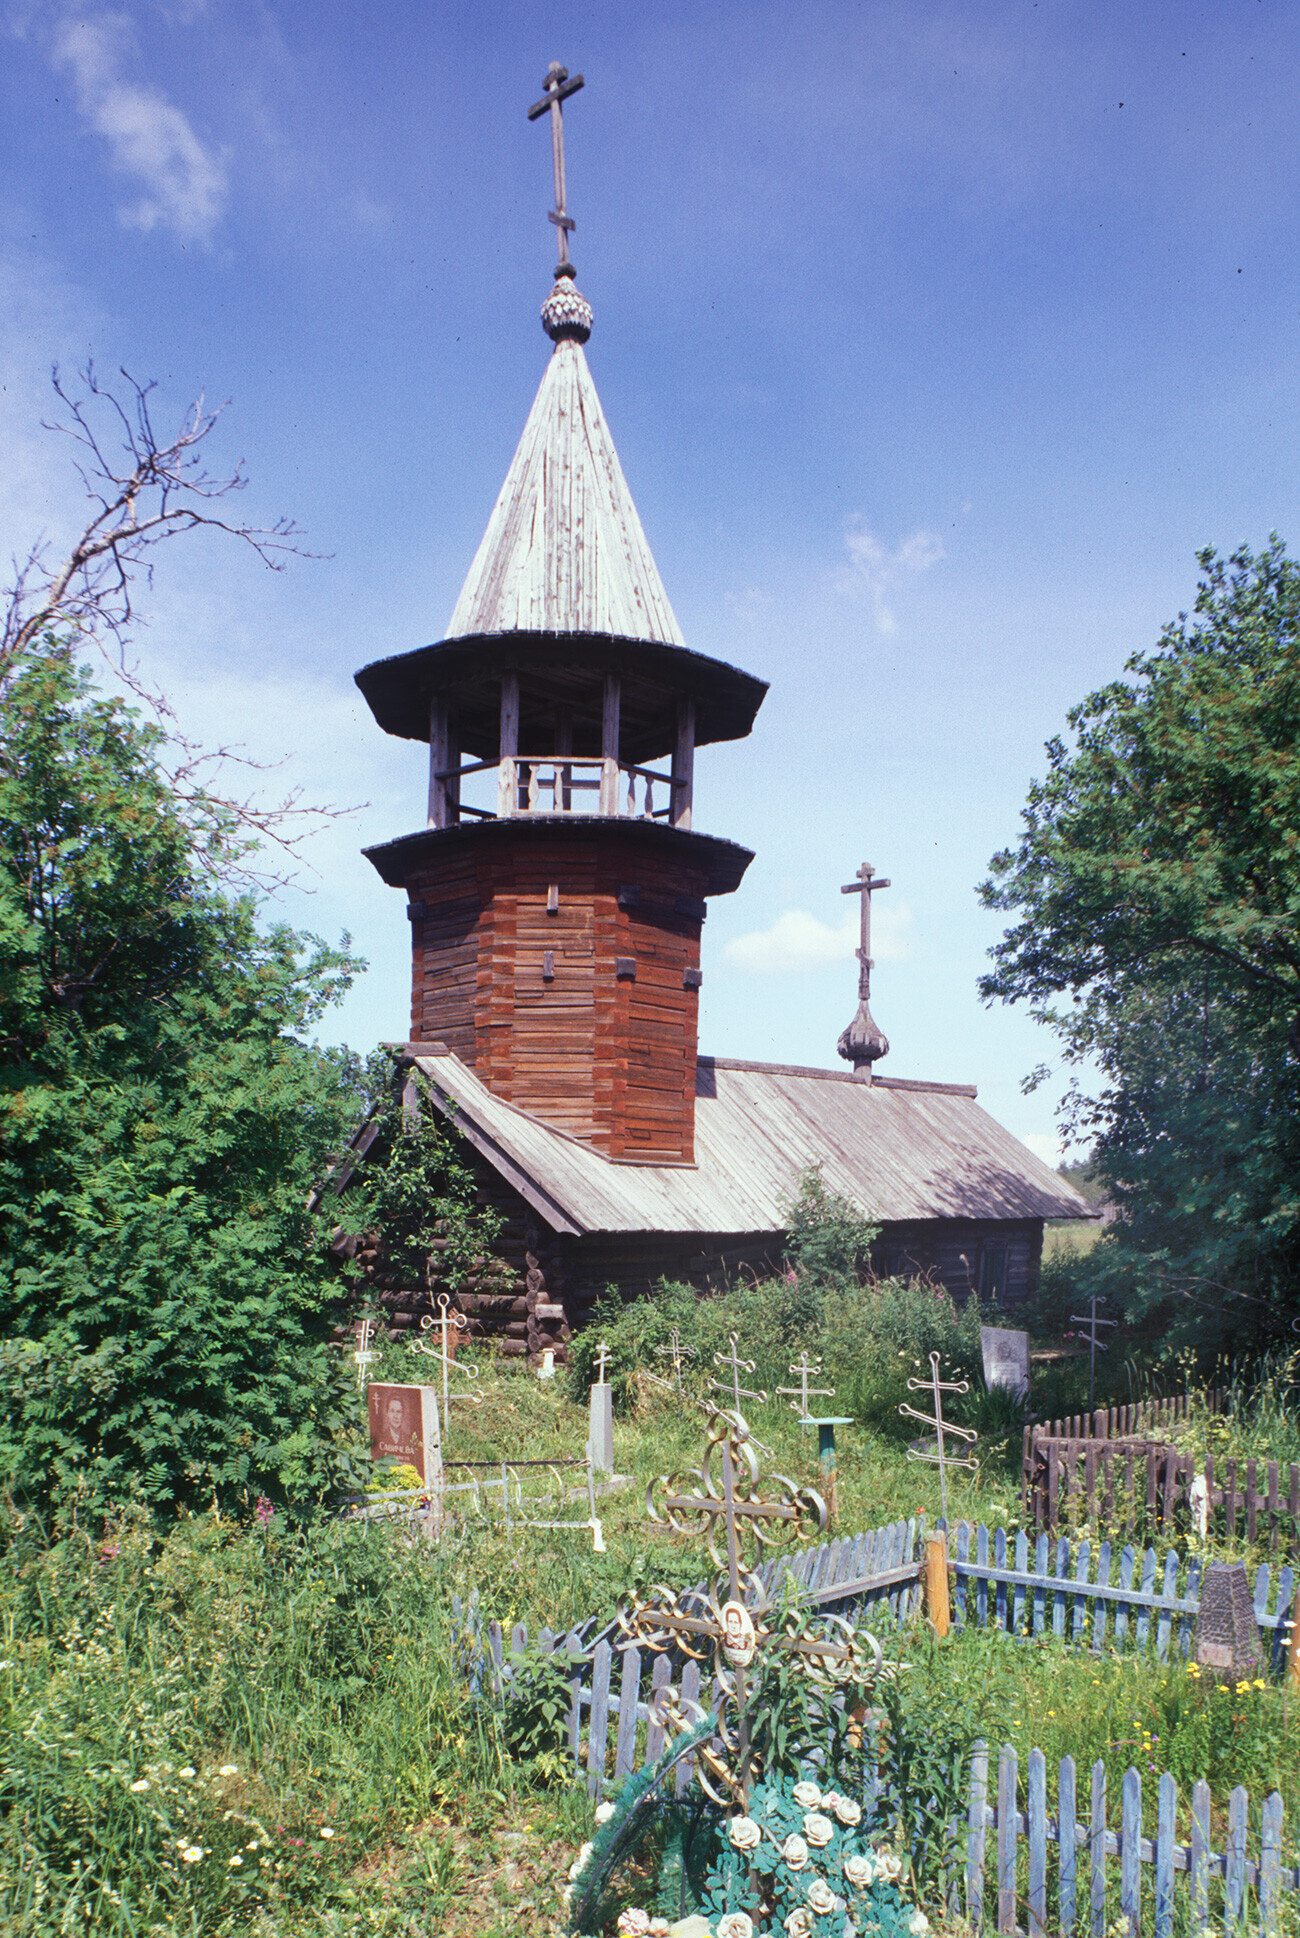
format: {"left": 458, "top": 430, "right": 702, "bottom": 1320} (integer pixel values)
{"left": 980, "top": 539, "right": 1300, "bottom": 1348}
{"left": 0, "top": 639, "right": 367, "bottom": 1516}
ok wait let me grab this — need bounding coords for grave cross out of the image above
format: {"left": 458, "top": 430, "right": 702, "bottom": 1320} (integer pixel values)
{"left": 709, "top": 1331, "right": 768, "bottom": 1417}
{"left": 411, "top": 1293, "right": 482, "bottom": 1439}
{"left": 528, "top": 61, "right": 584, "bottom": 277}
{"left": 1070, "top": 1292, "right": 1118, "bottom": 1414}
{"left": 353, "top": 1314, "right": 378, "bottom": 1395}
{"left": 593, "top": 1341, "right": 611, "bottom": 1386}
{"left": 647, "top": 1325, "right": 698, "bottom": 1395}
{"left": 899, "top": 1349, "right": 979, "bottom": 1523}
{"left": 776, "top": 1350, "right": 834, "bottom": 1428}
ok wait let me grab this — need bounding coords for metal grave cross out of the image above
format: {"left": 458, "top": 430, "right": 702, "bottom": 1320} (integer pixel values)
{"left": 647, "top": 1325, "right": 698, "bottom": 1396}
{"left": 617, "top": 1409, "right": 880, "bottom": 1807}
{"left": 353, "top": 1314, "right": 378, "bottom": 1395}
{"left": 411, "top": 1293, "right": 482, "bottom": 1440}
{"left": 1070, "top": 1292, "right": 1118, "bottom": 1413}
{"left": 776, "top": 1350, "right": 834, "bottom": 1428}
{"left": 528, "top": 61, "right": 584, "bottom": 277}
{"left": 899, "top": 1349, "right": 979, "bottom": 1523}
{"left": 709, "top": 1331, "right": 768, "bottom": 1416}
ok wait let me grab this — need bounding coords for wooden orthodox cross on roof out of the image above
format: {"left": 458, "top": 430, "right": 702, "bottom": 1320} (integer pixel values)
{"left": 899, "top": 1349, "right": 979, "bottom": 1523}
{"left": 837, "top": 861, "right": 891, "bottom": 1078}
{"left": 528, "top": 61, "right": 584, "bottom": 278}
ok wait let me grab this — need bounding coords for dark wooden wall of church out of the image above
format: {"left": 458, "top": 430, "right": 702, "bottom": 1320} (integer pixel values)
{"left": 404, "top": 829, "right": 707, "bottom": 1163}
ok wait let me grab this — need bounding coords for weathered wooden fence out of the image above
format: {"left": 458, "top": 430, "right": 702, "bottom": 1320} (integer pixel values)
{"left": 967, "top": 1743, "right": 1294, "bottom": 1936}
{"left": 949, "top": 1523, "right": 1295, "bottom": 1668}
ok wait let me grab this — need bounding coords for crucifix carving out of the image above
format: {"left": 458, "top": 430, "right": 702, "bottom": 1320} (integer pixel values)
{"left": 528, "top": 61, "right": 584, "bottom": 278}
{"left": 837, "top": 861, "right": 891, "bottom": 1079}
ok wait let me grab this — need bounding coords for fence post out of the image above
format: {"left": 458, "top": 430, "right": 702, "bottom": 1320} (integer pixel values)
{"left": 1224, "top": 1786, "right": 1248, "bottom": 1932}
{"left": 1155, "top": 1772, "right": 1176, "bottom": 1938}
{"left": 1027, "top": 1748, "right": 1047, "bottom": 1938}
{"left": 1190, "top": 1779, "right": 1211, "bottom": 1937}
{"left": 967, "top": 1740, "right": 988, "bottom": 1931}
{"left": 1090, "top": 1761, "right": 1107, "bottom": 1938}
{"left": 997, "top": 1744, "right": 1018, "bottom": 1935}
{"left": 1120, "top": 1767, "right": 1142, "bottom": 1936}
{"left": 926, "top": 1530, "right": 951, "bottom": 1637}
{"left": 1059, "top": 1755, "right": 1078, "bottom": 1938}
{"left": 1260, "top": 1792, "right": 1283, "bottom": 1937}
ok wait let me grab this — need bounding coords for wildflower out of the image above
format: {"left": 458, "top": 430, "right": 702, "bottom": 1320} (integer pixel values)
{"left": 179, "top": 1767, "right": 197, "bottom": 1779}
{"left": 180, "top": 1846, "right": 204, "bottom": 1864}
{"left": 228, "top": 1855, "right": 243, "bottom": 1868}
{"left": 245, "top": 1841, "right": 260, "bottom": 1852}
{"left": 728, "top": 1816, "right": 761, "bottom": 1852}
{"left": 718, "top": 1915, "right": 754, "bottom": 1938}
{"left": 319, "top": 1827, "right": 335, "bottom": 1840}
{"left": 218, "top": 1764, "right": 239, "bottom": 1777}
{"left": 782, "top": 1833, "right": 810, "bottom": 1870}
{"left": 793, "top": 1780, "right": 823, "bottom": 1810}
{"left": 129, "top": 1778, "right": 150, "bottom": 1793}
{"left": 803, "top": 1812, "right": 835, "bottom": 1848}
{"left": 806, "top": 1879, "right": 837, "bottom": 1916}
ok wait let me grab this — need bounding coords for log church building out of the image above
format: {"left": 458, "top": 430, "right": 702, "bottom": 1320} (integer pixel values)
{"left": 343, "top": 66, "right": 1089, "bottom": 1359}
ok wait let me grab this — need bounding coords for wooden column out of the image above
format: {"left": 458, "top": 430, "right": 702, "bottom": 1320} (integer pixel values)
{"left": 673, "top": 697, "right": 695, "bottom": 831}
{"left": 555, "top": 708, "right": 573, "bottom": 811}
{"left": 427, "top": 695, "right": 450, "bottom": 829}
{"left": 599, "top": 673, "right": 621, "bottom": 816}
{"left": 497, "top": 672, "right": 520, "bottom": 818}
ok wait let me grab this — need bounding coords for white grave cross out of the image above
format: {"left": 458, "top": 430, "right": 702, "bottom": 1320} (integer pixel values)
{"left": 776, "top": 1351, "right": 834, "bottom": 1428}
{"left": 411, "top": 1293, "right": 482, "bottom": 1439}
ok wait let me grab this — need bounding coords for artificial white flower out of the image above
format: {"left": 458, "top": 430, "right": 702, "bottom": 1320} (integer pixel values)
{"left": 785, "top": 1912, "right": 812, "bottom": 1938}
{"left": 728, "top": 1815, "right": 762, "bottom": 1852}
{"left": 561, "top": 1886, "right": 573, "bottom": 1912}
{"left": 782, "top": 1833, "right": 809, "bottom": 1871}
{"left": 833, "top": 1796, "right": 862, "bottom": 1828}
{"left": 718, "top": 1913, "right": 754, "bottom": 1938}
{"left": 908, "top": 1912, "right": 930, "bottom": 1935}
{"left": 844, "top": 1852, "right": 877, "bottom": 1889}
{"left": 807, "top": 1878, "right": 837, "bottom": 1916}
{"left": 793, "top": 1780, "right": 823, "bottom": 1810}
{"left": 666, "top": 1919, "right": 713, "bottom": 1938}
{"left": 616, "top": 1911, "right": 650, "bottom": 1937}
{"left": 875, "top": 1848, "right": 904, "bottom": 1882}
{"left": 648, "top": 1921, "right": 670, "bottom": 1937}
{"left": 803, "top": 1812, "right": 835, "bottom": 1849}
{"left": 129, "top": 1778, "right": 150, "bottom": 1793}
{"left": 596, "top": 1801, "right": 617, "bottom": 1825}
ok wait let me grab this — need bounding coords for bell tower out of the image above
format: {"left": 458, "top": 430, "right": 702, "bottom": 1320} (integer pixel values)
{"left": 354, "top": 65, "right": 766, "bottom": 1164}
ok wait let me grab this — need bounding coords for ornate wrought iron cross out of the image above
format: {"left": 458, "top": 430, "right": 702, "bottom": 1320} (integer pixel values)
{"left": 617, "top": 1409, "right": 879, "bottom": 1806}
{"left": 709, "top": 1331, "right": 768, "bottom": 1417}
{"left": 411, "top": 1293, "right": 482, "bottom": 1439}
{"left": 776, "top": 1350, "right": 834, "bottom": 1427}
{"left": 1069, "top": 1292, "right": 1117, "bottom": 1414}
{"left": 528, "top": 61, "right": 584, "bottom": 278}
{"left": 899, "top": 1349, "right": 979, "bottom": 1523}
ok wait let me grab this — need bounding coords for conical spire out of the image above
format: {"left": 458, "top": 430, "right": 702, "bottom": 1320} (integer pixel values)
{"left": 444, "top": 333, "right": 685, "bottom": 645}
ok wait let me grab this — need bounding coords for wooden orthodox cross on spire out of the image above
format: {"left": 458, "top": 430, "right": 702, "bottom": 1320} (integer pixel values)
{"left": 528, "top": 61, "right": 584, "bottom": 278}
{"left": 837, "top": 861, "right": 891, "bottom": 1079}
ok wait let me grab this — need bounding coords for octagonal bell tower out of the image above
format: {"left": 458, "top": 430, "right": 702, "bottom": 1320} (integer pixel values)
{"left": 354, "top": 65, "right": 767, "bottom": 1164}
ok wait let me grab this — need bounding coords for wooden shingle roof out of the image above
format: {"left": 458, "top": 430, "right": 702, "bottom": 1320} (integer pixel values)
{"left": 445, "top": 338, "right": 684, "bottom": 645}
{"left": 407, "top": 1048, "right": 1094, "bottom": 1237}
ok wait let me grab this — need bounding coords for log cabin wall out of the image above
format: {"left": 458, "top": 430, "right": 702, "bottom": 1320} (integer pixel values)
{"left": 404, "top": 826, "right": 707, "bottom": 1163}
{"left": 870, "top": 1218, "right": 1042, "bottom": 1305}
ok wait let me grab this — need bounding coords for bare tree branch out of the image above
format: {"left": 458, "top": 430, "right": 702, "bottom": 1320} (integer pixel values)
{"left": 3, "top": 365, "right": 363, "bottom": 890}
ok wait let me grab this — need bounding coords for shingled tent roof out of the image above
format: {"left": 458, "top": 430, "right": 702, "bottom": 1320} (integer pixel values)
{"left": 402, "top": 1046, "right": 1094, "bottom": 1238}
{"left": 445, "top": 335, "right": 684, "bottom": 645}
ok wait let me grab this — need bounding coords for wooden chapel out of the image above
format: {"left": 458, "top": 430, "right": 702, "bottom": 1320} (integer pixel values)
{"left": 344, "top": 66, "right": 1091, "bottom": 1359}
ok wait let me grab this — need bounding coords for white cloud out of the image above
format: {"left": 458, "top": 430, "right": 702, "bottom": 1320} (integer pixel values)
{"left": 1022, "top": 1132, "right": 1064, "bottom": 1169}
{"left": 839, "top": 518, "right": 944, "bottom": 634}
{"left": 53, "top": 13, "right": 227, "bottom": 242}
{"left": 724, "top": 904, "right": 913, "bottom": 976}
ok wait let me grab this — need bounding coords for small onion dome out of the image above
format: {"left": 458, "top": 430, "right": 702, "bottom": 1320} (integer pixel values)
{"left": 837, "top": 999, "right": 889, "bottom": 1074}
{"left": 541, "top": 278, "right": 593, "bottom": 344}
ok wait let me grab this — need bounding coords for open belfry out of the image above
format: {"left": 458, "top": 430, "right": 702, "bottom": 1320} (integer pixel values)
{"left": 351, "top": 66, "right": 1090, "bottom": 1357}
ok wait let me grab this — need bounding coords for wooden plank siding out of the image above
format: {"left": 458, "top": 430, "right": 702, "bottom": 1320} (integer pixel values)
{"left": 404, "top": 828, "right": 707, "bottom": 1163}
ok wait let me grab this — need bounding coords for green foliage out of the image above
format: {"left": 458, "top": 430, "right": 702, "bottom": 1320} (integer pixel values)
{"left": 0, "top": 641, "right": 365, "bottom": 1519}
{"left": 981, "top": 540, "right": 1300, "bottom": 1348}
{"left": 784, "top": 1165, "right": 879, "bottom": 1289}
{"left": 875, "top": 1672, "right": 975, "bottom": 1890}
{"left": 499, "top": 1642, "right": 574, "bottom": 1783}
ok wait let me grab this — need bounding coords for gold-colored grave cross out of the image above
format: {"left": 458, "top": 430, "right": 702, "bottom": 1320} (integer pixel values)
{"left": 528, "top": 61, "right": 584, "bottom": 278}
{"left": 617, "top": 1409, "right": 882, "bottom": 1805}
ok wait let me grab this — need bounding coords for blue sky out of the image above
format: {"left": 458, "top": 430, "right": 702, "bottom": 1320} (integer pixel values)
{"left": 3, "top": 0, "right": 1298, "bottom": 1163}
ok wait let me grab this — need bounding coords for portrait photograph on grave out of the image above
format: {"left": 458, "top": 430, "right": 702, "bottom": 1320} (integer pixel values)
{"left": 368, "top": 1382, "right": 440, "bottom": 1484}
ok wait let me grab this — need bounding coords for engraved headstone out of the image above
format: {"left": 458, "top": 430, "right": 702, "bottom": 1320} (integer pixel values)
{"left": 1194, "top": 1561, "right": 1263, "bottom": 1681}
{"left": 368, "top": 1381, "right": 442, "bottom": 1490}
{"left": 980, "top": 1326, "right": 1030, "bottom": 1401}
